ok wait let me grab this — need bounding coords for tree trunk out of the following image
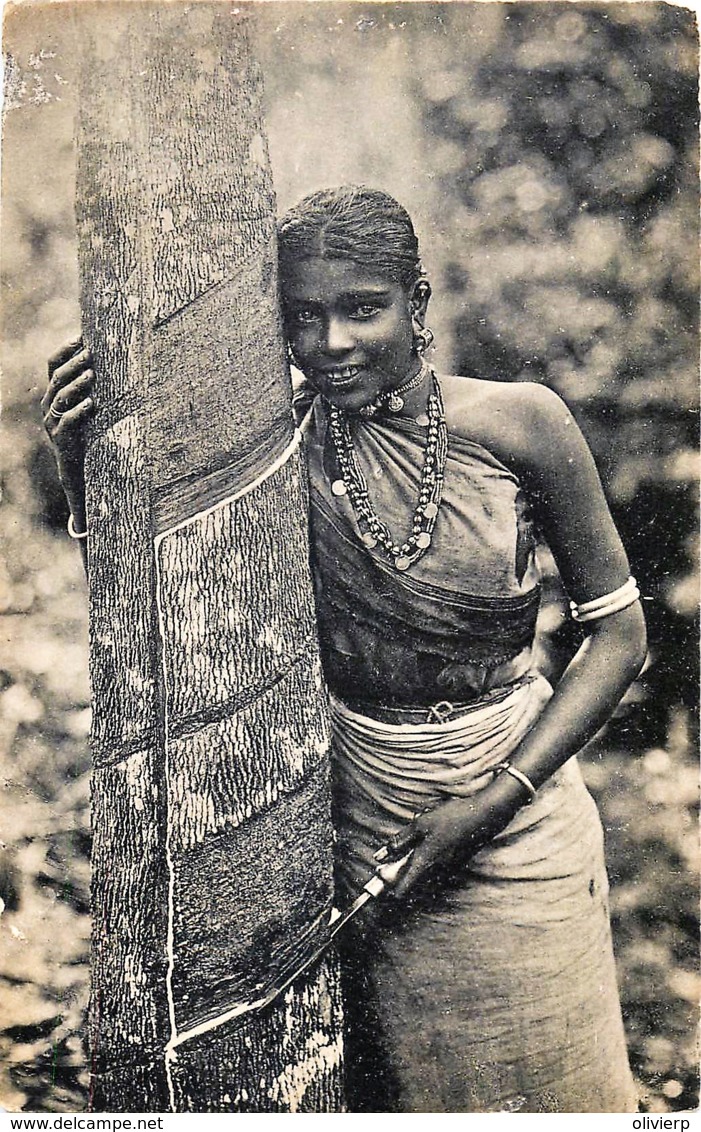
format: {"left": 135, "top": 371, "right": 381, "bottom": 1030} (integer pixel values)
{"left": 75, "top": 2, "right": 343, "bottom": 1112}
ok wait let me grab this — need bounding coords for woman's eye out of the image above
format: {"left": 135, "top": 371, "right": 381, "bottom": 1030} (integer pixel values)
{"left": 291, "top": 308, "right": 319, "bottom": 325}
{"left": 350, "top": 304, "right": 381, "bottom": 320}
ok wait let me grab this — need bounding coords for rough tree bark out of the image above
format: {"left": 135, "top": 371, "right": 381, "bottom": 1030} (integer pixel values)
{"left": 75, "top": 2, "right": 343, "bottom": 1112}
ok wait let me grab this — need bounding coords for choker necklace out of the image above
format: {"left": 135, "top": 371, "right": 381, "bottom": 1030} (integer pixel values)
{"left": 384, "top": 361, "right": 429, "bottom": 413}
{"left": 359, "top": 359, "right": 430, "bottom": 418}
{"left": 328, "top": 369, "right": 447, "bottom": 571}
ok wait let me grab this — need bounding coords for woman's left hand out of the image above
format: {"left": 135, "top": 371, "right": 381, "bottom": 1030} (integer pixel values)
{"left": 378, "top": 792, "right": 511, "bottom": 901}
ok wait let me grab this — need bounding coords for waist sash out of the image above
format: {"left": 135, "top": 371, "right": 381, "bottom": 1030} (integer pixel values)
{"left": 331, "top": 674, "right": 552, "bottom": 822}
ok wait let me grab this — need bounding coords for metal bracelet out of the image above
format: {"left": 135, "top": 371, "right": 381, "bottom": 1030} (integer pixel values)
{"left": 570, "top": 576, "right": 639, "bottom": 622}
{"left": 67, "top": 513, "right": 88, "bottom": 540}
{"left": 493, "top": 761, "right": 537, "bottom": 804}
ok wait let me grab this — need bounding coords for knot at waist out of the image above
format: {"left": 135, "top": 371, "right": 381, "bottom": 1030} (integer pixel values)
{"left": 330, "top": 674, "right": 553, "bottom": 818}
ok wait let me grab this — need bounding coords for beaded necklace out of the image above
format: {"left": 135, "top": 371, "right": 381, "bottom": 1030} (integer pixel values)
{"left": 328, "top": 369, "right": 447, "bottom": 572}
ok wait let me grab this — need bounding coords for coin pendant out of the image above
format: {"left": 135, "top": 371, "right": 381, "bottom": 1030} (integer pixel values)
{"left": 423, "top": 501, "right": 438, "bottom": 519}
{"left": 331, "top": 479, "right": 347, "bottom": 497}
{"left": 416, "top": 532, "right": 432, "bottom": 549}
{"left": 416, "top": 413, "right": 430, "bottom": 427}
{"left": 361, "top": 532, "right": 378, "bottom": 548}
{"left": 395, "top": 556, "right": 411, "bottom": 571}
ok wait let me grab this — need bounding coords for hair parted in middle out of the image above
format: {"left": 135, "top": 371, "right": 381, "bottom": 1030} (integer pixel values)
{"left": 276, "top": 185, "right": 425, "bottom": 290}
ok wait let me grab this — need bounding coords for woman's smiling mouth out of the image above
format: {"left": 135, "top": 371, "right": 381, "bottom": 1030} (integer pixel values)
{"left": 316, "top": 365, "right": 362, "bottom": 385}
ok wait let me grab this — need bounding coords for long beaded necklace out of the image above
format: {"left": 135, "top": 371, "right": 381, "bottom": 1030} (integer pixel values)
{"left": 328, "top": 368, "right": 448, "bottom": 572}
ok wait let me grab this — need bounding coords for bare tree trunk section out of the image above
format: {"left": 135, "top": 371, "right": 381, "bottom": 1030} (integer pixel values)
{"left": 75, "top": 2, "right": 343, "bottom": 1112}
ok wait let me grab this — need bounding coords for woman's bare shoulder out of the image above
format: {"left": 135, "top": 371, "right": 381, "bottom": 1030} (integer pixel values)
{"left": 439, "top": 374, "right": 576, "bottom": 475}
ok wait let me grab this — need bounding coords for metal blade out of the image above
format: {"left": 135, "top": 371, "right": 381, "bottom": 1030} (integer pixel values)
{"left": 255, "top": 847, "right": 414, "bottom": 1010}
{"left": 255, "top": 889, "right": 374, "bottom": 1011}
{"left": 167, "top": 849, "right": 416, "bottom": 1052}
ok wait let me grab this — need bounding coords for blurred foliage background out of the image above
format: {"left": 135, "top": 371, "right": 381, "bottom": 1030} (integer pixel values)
{"left": 1, "top": 0, "right": 698, "bottom": 1114}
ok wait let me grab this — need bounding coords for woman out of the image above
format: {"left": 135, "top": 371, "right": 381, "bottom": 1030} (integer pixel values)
{"left": 43, "top": 185, "right": 646, "bottom": 1113}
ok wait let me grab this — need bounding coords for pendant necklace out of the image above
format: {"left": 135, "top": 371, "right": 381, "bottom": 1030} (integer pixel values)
{"left": 359, "top": 359, "right": 429, "bottom": 418}
{"left": 328, "top": 368, "right": 448, "bottom": 572}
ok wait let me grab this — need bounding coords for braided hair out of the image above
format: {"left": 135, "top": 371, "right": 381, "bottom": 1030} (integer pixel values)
{"left": 277, "top": 185, "right": 424, "bottom": 290}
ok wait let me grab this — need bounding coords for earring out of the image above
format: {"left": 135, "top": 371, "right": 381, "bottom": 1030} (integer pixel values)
{"left": 412, "top": 322, "right": 435, "bottom": 355}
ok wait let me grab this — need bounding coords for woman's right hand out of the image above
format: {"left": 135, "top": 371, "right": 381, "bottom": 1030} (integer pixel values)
{"left": 41, "top": 337, "right": 95, "bottom": 516}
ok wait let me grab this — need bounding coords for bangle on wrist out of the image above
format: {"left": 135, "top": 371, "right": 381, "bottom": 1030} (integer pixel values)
{"left": 492, "top": 761, "right": 537, "bottom": 804}
{"left": 68, "top": 513, "right": 88, "bottom": 540}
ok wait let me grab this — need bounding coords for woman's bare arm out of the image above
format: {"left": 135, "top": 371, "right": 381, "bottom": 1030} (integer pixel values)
{"left": 390, "top": 381, "right": 646, "bottom": 898}
{"left": 492, "top": 381, "right": 647, "bottom": 781}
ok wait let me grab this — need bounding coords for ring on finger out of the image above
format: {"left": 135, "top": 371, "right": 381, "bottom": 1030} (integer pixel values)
{"left": 49, "top": 403, "right": 66, "bottom": 419}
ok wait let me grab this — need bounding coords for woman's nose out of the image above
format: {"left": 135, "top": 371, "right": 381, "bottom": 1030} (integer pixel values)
{"left": 323, "top": 316, "right": 354, "bottom": 356}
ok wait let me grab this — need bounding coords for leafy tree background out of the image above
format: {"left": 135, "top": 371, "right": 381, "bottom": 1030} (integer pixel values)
{"left": 1, "top": 0, "right": 698, "bottom": 1113}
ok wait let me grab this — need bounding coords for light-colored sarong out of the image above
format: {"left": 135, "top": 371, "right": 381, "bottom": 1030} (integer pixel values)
{"left": 331, "top": 676, "right": 638, "bottom": 1113}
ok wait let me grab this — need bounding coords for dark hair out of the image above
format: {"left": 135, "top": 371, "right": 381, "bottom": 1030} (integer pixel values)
{"left": 277, "top": 185, "right": 424, "bottom": 290}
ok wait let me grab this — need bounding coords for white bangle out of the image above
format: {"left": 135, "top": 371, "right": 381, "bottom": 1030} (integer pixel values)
{"left": 571, "top": 576, "right": 637, "bottom": 613}
{"left": 67, "top": 513, "right": 88, "bottom": 540}
{"left": 493, "top": 761, "right": 537, "bottom": 804}
{"left": 570, "top": 576, "right": 639, "bottom": 623}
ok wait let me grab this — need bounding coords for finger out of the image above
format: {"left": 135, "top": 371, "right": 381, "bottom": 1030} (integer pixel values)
{"left": 42, "top": 360, "right": 93, "bottom": 414}
{"left": 44, "top": 396, "right": 94, "bottom": 438}
{"left": 374, "top": 823, "right": 425, "bottom": 864}
{"left": 376, "top": 851, "right": 413, "bottom": 889}
{"left": 47, "top": 336, "right": 84, "bottom": 377}
{"left": 396, "top": 826, "right": 463, "bottom": 898}
{"left": 395, "top": 824, "right": 426, "bottom": 855}
{"left": 49, "top": 371, "right": 94, "bottom": 415}
{"left": 390, "top": 854, "right": 428, "bottom": 899}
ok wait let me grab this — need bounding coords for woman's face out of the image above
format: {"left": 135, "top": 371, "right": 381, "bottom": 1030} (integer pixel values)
{"left": 280, "top": 256, "right": 422, "bottom": 412}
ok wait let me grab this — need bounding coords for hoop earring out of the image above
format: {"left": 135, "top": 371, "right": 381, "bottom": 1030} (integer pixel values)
{"left": 412, "top": 323, "right": 435, "bottom": 355}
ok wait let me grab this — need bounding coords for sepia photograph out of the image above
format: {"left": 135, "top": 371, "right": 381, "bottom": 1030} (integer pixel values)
{"left": 0, "top": 0, "right": 698, "bottom": 1115}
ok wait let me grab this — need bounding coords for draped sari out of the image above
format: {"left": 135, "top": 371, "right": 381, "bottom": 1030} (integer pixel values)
{"left": 302, "top": 395, "right": 637, "bottom": 1113}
